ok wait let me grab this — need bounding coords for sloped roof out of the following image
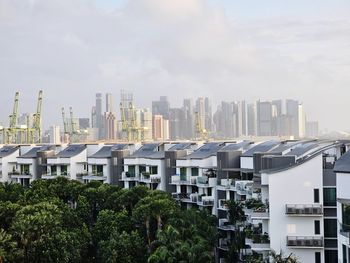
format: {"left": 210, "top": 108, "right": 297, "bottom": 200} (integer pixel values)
{"left": 128, "top": 143, "right": 162, "bottom": 158}
{"left": 242, "top": 141, "right": 280, "bottom": 157}
{"left": 168, "top": 143, "right": 192, "bottom": 151}
{"left": 0, "top": 146, "right": 18, "bottom": 158}
{"left": 334, "top": 150, "right": 350, "bottom": 173}
{"left": 185, "top": 142, "right": 225, "bottom": 159}
{"left": 57, "top": 144, "right": 86, "bottom": 158}
{"left": 89, "top": 144, "right": 129, "bottom": 158}
{"left": 219, "top": 141, "right": 251, "bottom": 152}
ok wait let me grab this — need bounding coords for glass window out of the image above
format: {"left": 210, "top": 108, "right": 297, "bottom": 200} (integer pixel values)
{"left": 314, "top": 189, "right": 320, "bottom": 203}
{"left": 315, "top": 252, "right": 321, "bottom": 263}
{"left": 180, "top": 167, "right": 186, "bottom": 176}
{"left": 150, "top": 166, "right": 158, "bottom": 175}
{"left": 128, "top": 165, "right": 135, "bottom": 176}
{"left": 342, "top": 204, "right": 350, "bottom": 231}
{"left": 324, "top": 219, "right": 337, "bottom": 238}
{"left": 323, "top": 188, "right": 336, "bottom": 206}
{"left": 191, "top": 167, "right": 199, "bottom": 176}
{"left": 139, "top": 165, "right": 146, "bottom": 174}
{"left": 61, "top": 165, "right": 68, "bottom": 175}
{"left": 314, "top": 220, "right": 320, "bottom": 235}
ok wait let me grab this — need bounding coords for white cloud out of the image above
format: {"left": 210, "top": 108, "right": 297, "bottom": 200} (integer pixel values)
{"left": 0, "top": 0, "right": 349, "bottom": 131}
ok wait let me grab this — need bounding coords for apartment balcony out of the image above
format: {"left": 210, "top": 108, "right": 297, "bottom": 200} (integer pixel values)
{"left": 218, "top": 199, "right": 229, "bottom": 210}
{"left": 170, "top": 175, "right": 196, "bottom": 185}
{"left": 171, "top": 192, "right": 191, "bottom": 202}
{"left": 139, "top": 172, "right": 151, "bottom": 183}
{"left": 42, "top": 172, "right": 71, "bottom": 179}
{"left": 218, "top": 218, "right": 236, "bottom": 231}
{"left": 82, "top": 172, "right": 106, "bottom": 181}
{"left": 217, "top": 179, "right": 236, "bottom": 191}
{"left": 245, "top": 234, "right": 270, "bottom": 251}
{"left": 251, "top": 207, "right": 270, "bottom": 220}
{"left": 235, "top": 181, "right": 253, "bottom": 196}
{"left": 197, "top": 196, "right": 214, "bottom": 206}
{"left": 121, "top": 171, "right": 139, "bottom": 181}
{"left": 285, "top": 204, "right": 323, "bottom": 216}
{"left": 218, "top": 238, "right": 229, "bottom": 251}
{"left": 286, "top": 236, "right": 323, "bottom": 248}
{"left": 9, "top": 171, "right": 32, "bottom": 179}
{"left": 196, "top": 176, "right": 216, "bottom": 188}
{"left": 150, "top": 174, "right": 161, "bottom": 183}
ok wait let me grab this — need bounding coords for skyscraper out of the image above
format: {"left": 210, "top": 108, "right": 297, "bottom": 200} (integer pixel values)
{"left": 152, "top": 96, "right": 170, "bottom": 119}
{"left": 106, "top": 93, "right": 113, "bottom": 113}
{"left": 95, "top": 93, "right": 103, "bottom": 139}
{"left": 286, "top": 99, "right": 299, "bottom": 137}
{"left": 247, "top": 102, "right": 257, "bottom": 136}
{"left": 257, "top": 101, "right": 273, "bottom": 136}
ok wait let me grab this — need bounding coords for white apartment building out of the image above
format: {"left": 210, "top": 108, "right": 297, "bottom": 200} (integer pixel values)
{"left": 0, "top": 146, "right": 19, "bottom": 183}
{"left": 84, "top": 144, "right": 131, "bottom": 184}
{"left": 45, "top": 144, "right": 100, "bottom": 181}
{"left": 334, "top": 148, "right": 350, "bottom": 263}
{"left": 171, "top": 142, "right": 227, "bottom": 215}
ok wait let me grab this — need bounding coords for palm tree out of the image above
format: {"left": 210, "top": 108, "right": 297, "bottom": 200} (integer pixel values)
{"left": 270, "top": 250, "right": 299, "bottom": 263}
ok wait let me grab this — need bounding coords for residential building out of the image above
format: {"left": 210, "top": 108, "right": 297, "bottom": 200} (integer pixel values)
{"left": 0, "top": 146, "right": 19, "bottom": 183}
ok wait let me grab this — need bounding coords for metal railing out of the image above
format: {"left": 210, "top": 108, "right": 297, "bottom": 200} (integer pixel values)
{"left": 285, "top": 204, "right": 323, "bottom": 215}
{"left": 286, "top": 236, "right": 323, "bottom": 247}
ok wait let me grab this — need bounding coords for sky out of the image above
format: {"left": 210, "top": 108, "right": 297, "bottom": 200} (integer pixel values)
{"left": 0, "top": 0, "right": 350, "bottom": 131}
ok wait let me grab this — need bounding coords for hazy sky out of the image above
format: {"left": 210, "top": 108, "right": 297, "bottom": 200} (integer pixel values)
{"left": 1, "top": 0, "right": 350, "bottom": 131}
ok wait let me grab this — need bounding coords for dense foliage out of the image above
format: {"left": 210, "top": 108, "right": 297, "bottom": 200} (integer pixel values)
{"left": 0, "top": 178, "right": 217, "bottom": 263}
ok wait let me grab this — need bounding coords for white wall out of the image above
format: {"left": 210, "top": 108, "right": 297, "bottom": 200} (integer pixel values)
{"left": 268, "top": 154, "right": 324, "bottom": 263}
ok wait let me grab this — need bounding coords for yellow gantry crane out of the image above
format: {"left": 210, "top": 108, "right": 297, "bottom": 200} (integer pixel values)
{"left": 119, "top": 90, "right": 147, "bottom": 142}
{"left": 1, "top": 90, "right": 43, "bottom": 144}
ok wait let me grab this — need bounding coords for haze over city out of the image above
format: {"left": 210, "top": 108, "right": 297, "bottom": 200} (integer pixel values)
{"left": 1, "top": 0, "right": 350, "bottom": 131}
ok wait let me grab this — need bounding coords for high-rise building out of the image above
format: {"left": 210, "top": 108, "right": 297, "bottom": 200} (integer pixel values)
{"left": 103, "top": 112, "right": 117, "bottom": 140}
{"left": 247, "top": 103, "right": 257, "bottom": 136}
{"left": 286, "top": 99, "right": 299, "bottom": 137}
{"left": 91, "top": 106, "right": 97, "bottom": 128}
{"left": 169, "top": 108, "right": 185, "bottom": 140}
{"left": 106, "top": 93, "right": 114, "bottom": 113}
{"left": 298, "top": 103, "right": 306, "bottom": 138}
{"left": 152, "top": 96, "right": 170, "bottom": 119}
{"left": 183, "top": 99, "right": 195, "bottom": 139}
{"left": 95, "top": 93, "right": 103, "bottom": 139}
{"left": 257, "top": 101, "right": 273, "bottom": 136}
{"left": 49, "top": 125, "right": 61, "bottom": 144}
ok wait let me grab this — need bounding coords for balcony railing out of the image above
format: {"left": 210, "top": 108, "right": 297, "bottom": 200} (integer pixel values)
{"left": 217, "top": 179, "right": 236, "bottom": 190}
{"left": 122, "top": 171, "right": 138, "bottom": 180}
{"left": 286, "top": 236, "right": 323, "bottom": 247}
{"left": 218, "top": 199, "right": 229, "bottom": 210}
{"left": 171, "top": 193, "right": 190, "bottom": 201}
{"left": 198, "top": 196, "right": 214, "bottom": 206}
{"left": 170, "top": 175, "right": 196, "bottom": 185}
{"left": 285, "top": 204, "right": 323, "bottom": 216}
{"left": 197, "top": 176, "right": 208, "bottom": 185}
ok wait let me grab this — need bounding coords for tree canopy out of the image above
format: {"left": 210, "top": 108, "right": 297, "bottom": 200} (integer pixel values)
{"left": 0, "top": 178, "right": 216, "bottom": 263}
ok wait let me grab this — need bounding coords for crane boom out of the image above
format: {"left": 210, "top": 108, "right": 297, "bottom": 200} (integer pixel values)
{"left": 61, "top": 107, "right": 68, "bottom": 134}
{"left": 69, "top": 107, "right": 75, "bottom": 134}
{"left": 32, "top": 90, "right": 43, "bottom": 142}
{"left": 9, "top": 92, "right": 20, "bottom": 128}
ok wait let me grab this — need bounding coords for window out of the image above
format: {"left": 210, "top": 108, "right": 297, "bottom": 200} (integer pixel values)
{"left": 191, "top": 167, "right": 198, "bottom": 176}
{"left": 128, "top": 165, "right": 135, "bottom": 176}
{"left": 150, "top": 166, "right": 158, "bottom": 175}
{"left": 61, "top": 165, "right": 68, "bottom": 176}
{"left": 180, "top": 167, "right": 187, "bottom": 176}
{"left": 314, "top": 189, "right": 320, "bottom": 203}
{"left": 51, "top": 166, "right": 57, "bottom": 175}
{"left": 342, "top": 204, "right": 350, "bottom": 232}
{"left": 324, "top": 219, "right": 337, "bottom": 238}
{"left": 139, "top": 165, "right": 146, "bottom": 174}
{"left": 315, "top": 252, "right": 321, "bottom": 263}
{"left": 314, "top": 220, "right": 320, "bottom": 235}
{"left": 323, "top": 188, "right": 336, "bottom": 206}
{"left": 343, "top": 245, "right": 347, "bottom": 263}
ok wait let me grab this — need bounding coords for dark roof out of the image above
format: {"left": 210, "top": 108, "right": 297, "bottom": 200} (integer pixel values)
{"left": 89, "top": 144, "right": 128, "bottom": 158}
{"left": 0, "top": 146, "right": 18, "bottom": 158}
{"left": 285, "top": 142, "right": 318, "bottom": 157}
{"left": 168, "top": 143, "right": 192, "bottom": 151}
{"left": 185, "top": 142, "right": 225, "bottom": 159}
{"left": 20, "top": 145, "right": 55, "bottom": 158}
{"left": 242, "top": 141, "right": 280, "bottom": 157}
{"left": 269, "top": 141, "right": 301, "bottom": 154}
{"left": 334, "top": 151, "right": 350, "bottom": 173}
{"left": 128, "top": 143, "right": 162, "bottom": 158}
{"left": 57, "top": 145, "right": 86, "bottom": 158}
{"left": 219, "top": 141, "right": 251, "bottom": 152}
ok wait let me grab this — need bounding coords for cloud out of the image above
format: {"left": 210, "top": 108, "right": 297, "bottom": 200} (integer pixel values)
{"left": 0, "top": 0, "right": 349, "bottom": 131}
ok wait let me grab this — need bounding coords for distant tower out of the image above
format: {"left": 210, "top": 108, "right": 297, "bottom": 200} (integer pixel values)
{"left": 106, "top": 93, "right": 113, "bottom": 113}
{"left": 95, "top": 93, "right": 103, "bottom": 139}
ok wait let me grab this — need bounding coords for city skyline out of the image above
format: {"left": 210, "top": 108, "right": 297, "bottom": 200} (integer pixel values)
{"left": 1, "top": 0, "right": 350, "bottom": 131}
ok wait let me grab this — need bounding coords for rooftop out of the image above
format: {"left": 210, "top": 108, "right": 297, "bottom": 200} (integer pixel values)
{"left": 56, "top": 144, "right": 86, "bottom": 158}
{"left": 0, "top": 146, "right": 19, "bottom": 158}
{"left": 184, "top": 142, "right": 226, "bottom": 159}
